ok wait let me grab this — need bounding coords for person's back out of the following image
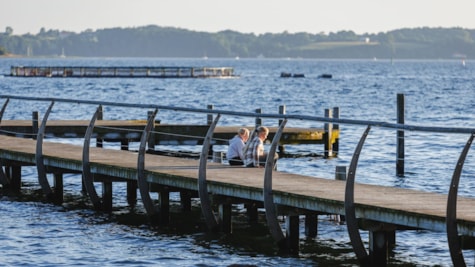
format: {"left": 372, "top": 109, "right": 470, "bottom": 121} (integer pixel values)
{"left": 226, "top": 128, "right": 249, "bottom": 165}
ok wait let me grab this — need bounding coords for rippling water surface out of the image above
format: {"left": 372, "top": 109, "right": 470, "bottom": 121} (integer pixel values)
{"left": 0, "top": 57, "right": 474, "bottom": 266}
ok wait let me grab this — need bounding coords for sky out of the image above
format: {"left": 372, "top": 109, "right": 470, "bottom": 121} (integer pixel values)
{"left": 1, "top": 0, "right": 475, "bottom": 35}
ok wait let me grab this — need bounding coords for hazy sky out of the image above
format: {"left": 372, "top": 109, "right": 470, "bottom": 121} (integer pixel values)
{"left": 2, "top": 0, "right": 475, "bottom": 35}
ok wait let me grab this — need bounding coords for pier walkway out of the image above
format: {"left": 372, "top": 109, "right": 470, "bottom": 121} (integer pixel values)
{"left": 1, "top": 133, "right": 475, "bottom": 266}
{"left": 1, "top": 95, "right": 475, "bottom": 266}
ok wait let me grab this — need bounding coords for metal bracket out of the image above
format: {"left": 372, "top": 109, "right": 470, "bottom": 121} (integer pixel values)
{"left": 198, "top": 114, "right": 221, "bottom": 231}
{"left": 137, "top": 108, "right": 159, "bottom": 219}
{"left": 345, "top": 125, "right": 371, "bottom": 263}
{"left": 36, "top": 101, "right": 55, "bottom": 196}
{"left": 263, "top": 119, "right": 287, "bottom": 246}
{"left": 82, "top": 105, "right": 103, "bottom": 210}
{"left": 446, "top": 132, "right": 475, "bottom": 267}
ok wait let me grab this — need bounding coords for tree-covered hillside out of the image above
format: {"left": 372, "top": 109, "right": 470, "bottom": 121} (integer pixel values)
{"left": 0, "top": 25, "right": 474, "bottom": 59}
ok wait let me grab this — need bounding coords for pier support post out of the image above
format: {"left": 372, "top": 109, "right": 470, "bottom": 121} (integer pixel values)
{"left": 334, "top": 166, "right": 347, "bottom": 222}
{"left": 278, "top": 105, "right": 286, "bottom": 126}
{"left": 278, "top": 105, "right": 286, "bottom": 154}
{"left": 147, "top": 110, "right": 157, "bottom": 152}
{"left": 159, "top": 188, "right": 170, "bottom": 225}
{"left": 121, "top": 140, "right": 129, "bottom": 151}
{"left": 332, "top": 107, "right": 340, "bottom": 155}
{"left": 127, "top": 181, "right": 137, "bottom": 207}
{"left": 53, "top": 172, "right": 63, "bottom": 204}
{"left": 304, "top": 213, "right": 318, "bottom": 238}
{"left": 286, "top": 215, "right": 300, "bottom": 254}
{"left": 219, "top": 201, "right": 232, "bottom": 233}
{"left": 255, "top": 108, "right": 262, "bottom": 127}
{"left": 96, "top": 105, "right": 103, "bottom": 148}
{"left": 32, "top": 111, "right": 39, "bottom": 140}
{"left": 324, "top": 109, "right": 333, "bottom": 158}
{"left": 369, "top": 230, "right": 389, "bottom": 266}
{"left": 212, "top": 151, "right": 223, "bottom": 163}
{"left": 120, "top": 137, "right": 137, "bottom": 207}
{"left": 180, "top": 191, "right": 192, "bottom": 212}
{"left": 246, "top": 202, "right": 258, "bottom": 223}
{"left": 397, "top": 93, "right": 405, "bottom": 177}
{"left": 102, "top": 179, "right": 113, "bottom": 213}
{"left": 335, "top": 165, "right": 347, "bottom": 181}
{"left": 207, "top": 105, "right": 214, "bottom": 125}
{"left": 10, "top": 165, "right": 22, "bottom": 192}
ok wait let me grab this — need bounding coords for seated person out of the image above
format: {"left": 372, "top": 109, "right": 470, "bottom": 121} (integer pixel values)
{"left": 244, "top": 126, "right": 278, "bottom": 168}
{"left": 226, "top": 128, "right": 249, "bottom": 165}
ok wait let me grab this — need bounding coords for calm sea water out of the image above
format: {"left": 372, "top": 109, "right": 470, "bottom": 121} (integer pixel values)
{"left": 0, "top": 57, "right": 474, "bottom": 266}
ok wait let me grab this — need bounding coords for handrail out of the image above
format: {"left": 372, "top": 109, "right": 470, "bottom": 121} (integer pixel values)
{"left": 263, "top": 119, "right": 287, "bottom": 248}
{"left": 446, "top": 132, "right": 475, "bottom": 266}
{"left": 137, "top": 108, "right": 159, "bottom": 221}
{"left": 1, "top": 94, "right": 474, "bottom": 134}
{"left": 345, "top": 125, "right": 372, "bottom": 264}
{"left": 35, "top": 101, "right": 55, "bottom": 197}
{"left": 0, "top": 99, "right": 10, "bottom": 185}
{"left": 82, "top": 105, "right": 103, "bottom": 210}
{"left": 198, "top": 114, "right": 221, "bottom": 231}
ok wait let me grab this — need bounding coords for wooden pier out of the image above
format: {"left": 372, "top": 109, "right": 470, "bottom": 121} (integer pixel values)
{"left": 1, "top": 133, "right": 475, "bottom": 266}
{"left": 1, "top": 95, "right": 475, "bottom": 266}
{"left": 9, "top": 66, "right": 236, "bottom": 78}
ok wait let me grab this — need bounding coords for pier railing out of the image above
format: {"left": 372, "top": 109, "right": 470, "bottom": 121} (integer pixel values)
{"left": 1, "top": 94, "right": 475, "bottom": 266}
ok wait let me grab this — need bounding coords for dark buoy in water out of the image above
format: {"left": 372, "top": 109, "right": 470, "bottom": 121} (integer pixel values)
{"left": 280, "top": 72, "right": 292, "bottom": 78}
{"left": 318, "top": 74, "right": 332, "bottom": 79}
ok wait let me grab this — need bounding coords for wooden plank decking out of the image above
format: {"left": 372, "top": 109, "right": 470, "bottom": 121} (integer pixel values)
{"left": 1, "top": 134, "right": 474, "bottom": 236}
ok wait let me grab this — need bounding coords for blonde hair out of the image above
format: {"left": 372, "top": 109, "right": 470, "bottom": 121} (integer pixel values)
{"left": 257, "top": 126, "right": 269, "bottom": 134}
{"left": 238, "top": 128, "right": 249, "bottom": 136}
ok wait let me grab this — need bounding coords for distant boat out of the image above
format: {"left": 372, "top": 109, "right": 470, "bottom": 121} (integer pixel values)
{"left": 280, "top": 72, "right": 292, "bottom": 78}
{"left": 318, "top": 74, "right": 332, "bottom": 79}
{"left": 59, "top": 48, "right": 66, "bottom": 58}
{"left": 280, "top": 72, "right": 305, "bottom": 78}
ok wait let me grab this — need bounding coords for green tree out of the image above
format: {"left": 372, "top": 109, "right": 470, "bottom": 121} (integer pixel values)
{"left": 0, "top": 46, "right": 7, "bottom": 55}
{"left": 5, "top": 26, "right": 13, "bottom": 36}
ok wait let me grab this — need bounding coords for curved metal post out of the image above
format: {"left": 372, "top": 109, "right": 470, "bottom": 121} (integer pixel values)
{"left": 82, "top": 105, "right": 103, "bottom": 210}
{"left": 36, "top": 101, "right": 55, "bottom": 196}
{"left": 263, "top": 119, "right": 287, "bottom": 246}
{"left": 0, "top": 98, "right": 10, "bottom": 185}
{"left": 345, "top": 125, "right": 371, "bottom": 264}
{"left": 137, "top": 109, "right": 159, "bottom": 219}
{"left": 198, "top": 114, "right": 221, "bottom": 231}
{"left": 446, "top": 132, "right": 475, "bottom": 267}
